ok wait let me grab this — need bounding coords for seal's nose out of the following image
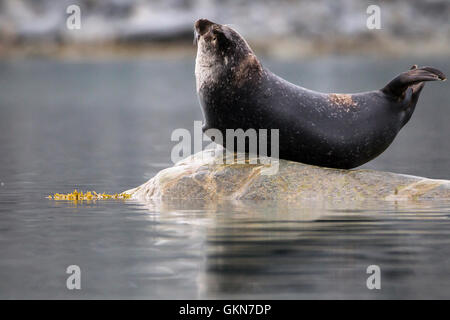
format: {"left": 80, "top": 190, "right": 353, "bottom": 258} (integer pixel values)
{"left": 195, "top": 19, "right": 215, "bottom": 36}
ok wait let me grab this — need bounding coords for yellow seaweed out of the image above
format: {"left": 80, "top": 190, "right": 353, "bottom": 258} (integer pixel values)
{"left": 47, "top": 189, "right": 131, "bottom": 201}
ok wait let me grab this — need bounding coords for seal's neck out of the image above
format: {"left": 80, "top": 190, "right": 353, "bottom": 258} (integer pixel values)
{"left": 195, "top": 51, "right": 262, "bottom": 93}
{"left": 195, "top": 49, "right": 222, "bottom": 92}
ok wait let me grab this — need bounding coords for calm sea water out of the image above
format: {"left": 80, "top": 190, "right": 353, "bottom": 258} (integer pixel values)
{"left": 0, "top": 56, "right": 449, "bottom": 299}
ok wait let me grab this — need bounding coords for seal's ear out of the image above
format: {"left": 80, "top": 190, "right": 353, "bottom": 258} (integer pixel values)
{"left": 212, "top": 27, "right": 234, "bottom": 50}
{"left": 216, "top": 25, "right": 234, "bottom": 42}
{"left": 210, "top": 27, "right": 232, "bottom": 48}
{"left": 221, "top": 28, "right": 234, "bottom": 42}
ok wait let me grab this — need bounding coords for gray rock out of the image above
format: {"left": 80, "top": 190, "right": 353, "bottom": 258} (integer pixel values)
{"left": 3, "top": 0, "right": 450, "bottom": 49}
{"left": 125, "top": 149, "right": 450, "bottom": 202}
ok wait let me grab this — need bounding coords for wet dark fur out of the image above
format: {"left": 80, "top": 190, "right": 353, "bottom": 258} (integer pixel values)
{"left": 194, "top": 19, "right": 446, "bottom": 169}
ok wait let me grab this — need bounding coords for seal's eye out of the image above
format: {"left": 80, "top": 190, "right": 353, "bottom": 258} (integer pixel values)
{"left": 211, "top": 30, "right": 218, "bottom": 42}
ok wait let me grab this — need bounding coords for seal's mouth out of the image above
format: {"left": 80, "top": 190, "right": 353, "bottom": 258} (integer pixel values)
{"left": 194, "top": 18, "right": 217, "bottom": 45}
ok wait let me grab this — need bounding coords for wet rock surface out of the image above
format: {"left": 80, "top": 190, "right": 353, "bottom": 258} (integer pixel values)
{"left": 125, "top": 150, "right": 450, "bottom": 201}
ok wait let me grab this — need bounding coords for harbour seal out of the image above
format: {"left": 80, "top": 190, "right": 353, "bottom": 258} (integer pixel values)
{"left": 194, "top": 19, "right": 446, "bottom": 169}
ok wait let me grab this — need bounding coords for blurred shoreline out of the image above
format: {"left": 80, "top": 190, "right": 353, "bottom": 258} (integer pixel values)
{"left": 1, "top": 0, "right": 450, "bottom": 60}
{"left": 1, "top": 35, "right": 450, "bottom": 61}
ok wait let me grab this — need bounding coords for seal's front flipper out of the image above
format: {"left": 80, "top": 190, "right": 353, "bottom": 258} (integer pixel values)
{"left": 381, "top": 65, "right": 446, "bottom": 100}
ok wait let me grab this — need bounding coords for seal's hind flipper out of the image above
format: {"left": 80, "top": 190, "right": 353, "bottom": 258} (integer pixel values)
{"left": 381, "top": 66, "right": 446, "bottom": 99}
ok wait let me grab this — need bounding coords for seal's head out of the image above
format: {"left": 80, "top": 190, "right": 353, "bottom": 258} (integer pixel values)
{"left": 194, "top": 19, "right": 262, "bottom": 91}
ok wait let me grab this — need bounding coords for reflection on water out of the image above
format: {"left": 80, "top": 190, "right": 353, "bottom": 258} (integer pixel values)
{"left": 143, "top": 199, "right": 450, "bottom": 299}
{"left": 0, "top": 57, "right": 449, "bottom": 299}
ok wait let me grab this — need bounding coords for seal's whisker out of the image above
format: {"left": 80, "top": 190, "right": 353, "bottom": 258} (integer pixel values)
{"left": 193, "top": 28, "right": 198, "bottom": 45}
